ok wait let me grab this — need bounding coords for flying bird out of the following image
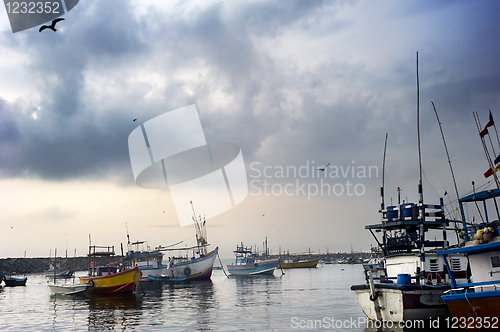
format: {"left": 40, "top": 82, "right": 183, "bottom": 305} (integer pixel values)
{"left": 39, "top": 18, "right": 65, "bottom": 32}
{"left": 133, "top": 118, "right": 137, "bottom": 122}
{"left": 318, "top": 162, "right": 330, "bottom": 171}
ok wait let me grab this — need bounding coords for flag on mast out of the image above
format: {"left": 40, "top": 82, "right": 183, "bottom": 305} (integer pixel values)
{"left": 480, "top": 111, "right": 495, "bottom": 137}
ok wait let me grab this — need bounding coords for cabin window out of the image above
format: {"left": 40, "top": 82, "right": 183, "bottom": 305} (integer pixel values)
{"left": 491, "top": 256, "right": 500, "bottom": 268}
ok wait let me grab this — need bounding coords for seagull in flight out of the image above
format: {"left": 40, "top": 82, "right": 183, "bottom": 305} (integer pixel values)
{"left": 318, "top": 163, "right": 330, "bottom": 171}
{"left": 39, "top": 18, "right": 65, "bottom": 32}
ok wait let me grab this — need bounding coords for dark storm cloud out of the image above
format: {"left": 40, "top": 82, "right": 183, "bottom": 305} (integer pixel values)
{"left": 0, "top": 0, "right": 337, "bottom": 181}
{"left": 0, "top": 0, "right": 499, "bottom": 193}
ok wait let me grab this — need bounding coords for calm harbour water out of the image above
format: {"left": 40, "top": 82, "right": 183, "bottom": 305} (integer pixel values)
{"left": 0, "top": 263, "right": 379, "bottom": 331}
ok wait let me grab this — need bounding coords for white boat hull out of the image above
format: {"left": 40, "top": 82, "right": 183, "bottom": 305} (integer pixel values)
{"left": 352, "top": 284, "right": 449, "bottom": 322}
{"left": 145, "top": 248, "right": 218, "bottom": 281}
{"left": 48, "top": 283, "right": 88, "bottom": 295}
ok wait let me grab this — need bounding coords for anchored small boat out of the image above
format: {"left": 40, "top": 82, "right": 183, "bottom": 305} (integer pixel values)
{"left": 2, "top": 274, "right": 27, "bottom": 287}
{"left": 79, "top": 244, "right": 141, "bottom": 295}
{"left": 227, "top": 242, "right": 278, "bottom": 276}
{"left": 48, "top": 282, "right": 89, "bottom": 296}
{"left": 48, "top": 248, "right": 88, "bottom": 296}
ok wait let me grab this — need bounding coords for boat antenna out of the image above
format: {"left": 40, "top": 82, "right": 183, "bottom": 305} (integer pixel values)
{"left": 431, "top": 101, "right": 465, "bottom": 222}
{"left": 381, "top": 133, "right": 388, "bottom": 211}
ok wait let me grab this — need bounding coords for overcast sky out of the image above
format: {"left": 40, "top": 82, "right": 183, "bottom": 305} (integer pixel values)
{"left": 1, "top": 0, "right": 499, "bottom": 259}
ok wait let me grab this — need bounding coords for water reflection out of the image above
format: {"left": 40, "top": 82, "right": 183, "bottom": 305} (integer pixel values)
{"left": 158, "top": 280, "right": 216, "bottom": 330}
{"left": 87, "top": 293, "right": 143, "bottom": 331}
{"left": 234, "top": 275, "right": 281, "bottom": 307}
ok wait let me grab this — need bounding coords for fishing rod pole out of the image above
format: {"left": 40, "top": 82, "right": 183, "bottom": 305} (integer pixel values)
{"left": 431, "top": 100, "right": 464, "bottom": 247}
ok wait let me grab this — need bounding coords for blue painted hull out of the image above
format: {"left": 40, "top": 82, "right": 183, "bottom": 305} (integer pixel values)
{"left": 148, "top": 275, "right": 187, "bottom": 282}
{"left": 227, "top": 259, "right": 278, "bottom": 276}
{"left": 3, "top": 276, "right": 27, "bottom": 287}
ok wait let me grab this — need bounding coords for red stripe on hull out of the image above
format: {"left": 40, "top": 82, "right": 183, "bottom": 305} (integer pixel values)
{"left": 85, "top": 282, "right": 136, "bottom": 295}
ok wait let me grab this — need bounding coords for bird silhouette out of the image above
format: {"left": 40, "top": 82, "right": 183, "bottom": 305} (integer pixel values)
{"left": 318, "top": 162, "right": 330, "bottom": 171}
{"left": 133, "top": 118, "right": 137, "bottom": 122}
{"left": 39, "top": 18, "right": 64, "bottom": 32}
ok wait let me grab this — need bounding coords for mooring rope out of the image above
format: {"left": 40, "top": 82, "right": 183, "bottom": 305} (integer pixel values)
{"left": 217, "top": 251, "right": 230, "bottom": 279}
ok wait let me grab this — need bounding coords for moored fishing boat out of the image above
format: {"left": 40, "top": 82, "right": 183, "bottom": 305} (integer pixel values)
{"left": 227, "top": 243, "right": 278, "bottom": 276}
{"left": 127, "top": 244, "right": 218, "bottom": 282}
{"left": 1, "top": 273, "right": 27, "bottom": 287}
{"left": 278, "top": 258, "right": 319, "bottom": 269}
{"left": 351, "top": 55, "right": 468, "bottom": 322}
{"left": 125, "top": 202, "right": 218, "bottom": 282}
{"left": 437, "top": 188, "right": 500, "bottom": 327}
{"left": 48, "top": 249, "right": 88, "bottom": 295}
{"left": 45, "top": 263, "right": 74, "bottom": 279}
{"left": 80, "top": 244, "right": 141, "bottom": 295}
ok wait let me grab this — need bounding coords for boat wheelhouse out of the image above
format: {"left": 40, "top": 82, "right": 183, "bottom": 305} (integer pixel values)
{"left": 79, "top": 244, "right": 141, "bottom": 295}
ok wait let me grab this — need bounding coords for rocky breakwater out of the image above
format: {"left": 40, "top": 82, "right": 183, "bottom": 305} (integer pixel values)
{"left": 0, "top": 256, "right": 123, "bottom": 274}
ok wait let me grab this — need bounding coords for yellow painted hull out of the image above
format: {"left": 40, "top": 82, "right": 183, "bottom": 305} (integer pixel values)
{"left": 278, "top": 258, "right": 319, "bottom": 269}
{"left": 80, "top": 267, "right": 141, "bottom": 294}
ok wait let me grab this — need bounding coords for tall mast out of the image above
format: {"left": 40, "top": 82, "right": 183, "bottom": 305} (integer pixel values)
{"left": 416, "top": 52, "right": 426, "bottom": 281}
{"left": 190, "top": 201, "right": 207, "bottom": 255}
{"left": 416, "top": 52, "right": 423, "bottom": 206}
{"left": 381, "top": 133, "right": 388, "bottom": 211}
